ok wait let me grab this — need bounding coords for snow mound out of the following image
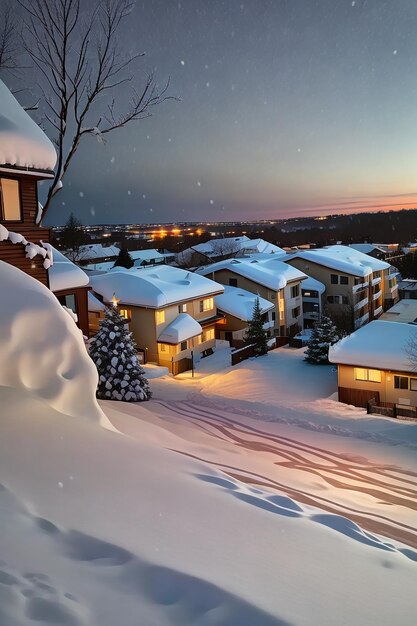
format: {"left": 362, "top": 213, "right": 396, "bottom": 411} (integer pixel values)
{"left": 0, "top": 261, "right": 107, "bottom": 425}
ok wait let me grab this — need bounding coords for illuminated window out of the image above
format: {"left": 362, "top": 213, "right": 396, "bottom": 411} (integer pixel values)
{"left": 0, "top": 178, "right": 21, "bottom": 221}
{"left": 410, "top": 378, "right": 417, "bottom": 391}
{"left": 354, "top": 368, "right": 381, "bottom": 383}
{"left": 199, "top": 297, "right": 214, "bottom": 312}
{"left": 159, "top": 343, "right": 169, "bottom": 352}
{"left": 178, "top": 303, "right": 187, "bottom": 313}
{"left": 203, "top": 328, "right": 215, "bottom": 342}
{"left": 156, "top": 310, "right": 165, "bottom": 325}
{"left": 119, "top": 308, "right": 130, "bottom": 320}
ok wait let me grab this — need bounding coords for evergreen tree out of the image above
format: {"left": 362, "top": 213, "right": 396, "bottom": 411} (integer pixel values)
{"left": 59, "top": 212, "right": 89, "bottom": 262}
{"left": 245, "top": 297, "right": 268, "bottom": 356}
{"left": 113, "top": 248, "right": 134, "bottom": 269}
{"left": 305, "top": 312, "right": 340, "bottom": 364}
{"left": 89, "top": 305, "right": 151, "bottom": 402}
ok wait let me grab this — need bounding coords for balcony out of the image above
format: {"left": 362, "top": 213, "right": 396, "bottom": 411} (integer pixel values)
{"left": 372, "top": 276, "right": 382, "bottom": 286}
{"left": 262, "top": 320, "right": 274, "bottom": 330}
{"left": 354, "top": 295, "right": 369, "bottom": 312}
{"left": 374, "top": 305, "right": 383, "bottom": 317}
{"left": 352, "top": 281, "right": 369, "bottom": 293}
{"left": 372, "top": 289, "right": 382, "bottom": 301}
{"left": 354, "top": 311, "right": 369, "bottom": 329}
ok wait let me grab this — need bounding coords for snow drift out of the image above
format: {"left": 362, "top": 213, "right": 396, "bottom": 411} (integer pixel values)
{"left": 0, "top": 261, "right": 106, "bottom": 424}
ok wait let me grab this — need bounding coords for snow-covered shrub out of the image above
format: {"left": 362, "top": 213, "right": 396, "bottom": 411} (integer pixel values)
{"left": 305, "top": 313, "right": 340, "bottom": 364}
{"left": 89, "top": 305, "right": 151, "bottom": 402}
{"left": 0, "top": 261, "right": 106, "bottom": 423}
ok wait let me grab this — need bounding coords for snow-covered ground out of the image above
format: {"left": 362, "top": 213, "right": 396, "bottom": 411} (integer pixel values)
{"left": 1, "top": 271, "right": 417, "bottom": 626}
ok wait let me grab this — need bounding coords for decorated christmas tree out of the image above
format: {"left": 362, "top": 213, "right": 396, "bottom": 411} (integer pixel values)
{"left": 305, "top": 312, "right": 340, "bottom": 364}
{"left": 89, "top": 304, "right": 151, "bottom": 401}
{"left": 245, "top": 297, "right": 268, "bottom": 356}
{"left": 113, "top": 247, "right": 134, "bottom": 269}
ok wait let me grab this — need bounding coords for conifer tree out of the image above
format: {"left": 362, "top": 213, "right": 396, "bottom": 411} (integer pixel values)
{"left": 245, "top": 297, "right": 268, "bottom": 356}
{"left": 89, "top": 305, "right": 151, "bottom": 402}
{"left": 305, "top": 312, "right": 340, "bottom": 364}
{"left": 113, "top": 248, "right": 134, "bottom": 269}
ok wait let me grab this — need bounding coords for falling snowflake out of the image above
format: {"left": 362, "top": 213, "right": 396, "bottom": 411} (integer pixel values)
{"left": 180, "top": 60, "right": 185, "bottom": 66}
{"left": 110, "top": 156, "right": 115, "bottom": 163}
{"left": 79, "top": 191, "right": 84, "bottom": 198}
{"left": 210, "top": 199, "right": 214, "bottom": 205}
{"left": 393, "top": 50, "right": 398, "bottom": 55}
{"left": 142, "top": 194, "right": 146, "bottom": 199}
{"left": 127, "top": 190, "right": 131, "bottom": 195}
{"left": 197, "top": 181, "right": 201, "bottom": 187}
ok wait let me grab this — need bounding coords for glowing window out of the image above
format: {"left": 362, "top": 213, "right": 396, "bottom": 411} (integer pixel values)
{"left": 200, "top": 297, "right": 214, "bottom": 312}
{"left": 354, "top": 368, "right": 381, "bottom": 383}
{"left": 156, "top": 310, "right": 165, "bottom": 325}
{"left": 0, "top": 178, "right": 21, "bottom": 221}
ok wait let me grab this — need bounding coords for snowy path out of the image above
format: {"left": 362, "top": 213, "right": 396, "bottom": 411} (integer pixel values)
{"left": 110, "top": 391, "right": 417, "bottom": 551}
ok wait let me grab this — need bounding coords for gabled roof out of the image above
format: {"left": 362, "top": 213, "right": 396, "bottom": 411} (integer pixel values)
{"left": 329, "top": 320, "right": 416, "bottom": 372}
{"left": 158, "top": 314, "right": 202, "bottom": 344}
{"left": 215, "top": 286, "right": 274, "bottom": 321}
{"left": 197, "top": 257, "right": 306, "bottom": 291}
{"left": 349, "top": 243, "right": 386, "bottom": 255}
{"left": 77, "top": 244, "right": 120, "bottom": 261}
{"left": 189, "top": 236, "right": 285, "bottom": 259}
{"left": 49, "top": 248, "right": 89, "bottom": 292}
{"left": 90, "top": 265, "right": 224, "bottom": 308}
{"left": 0, "top": 80, "right": 56, "bottom": 175}
{"left": 130, "top": 248, "right": 164, "bottom": 262}
{"left": 287, "top": 245, "right": 390, "bottom": 277}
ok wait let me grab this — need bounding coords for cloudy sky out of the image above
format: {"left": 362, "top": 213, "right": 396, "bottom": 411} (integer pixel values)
{"left": 31, "top": 0, "right": 417, "bottom": 225}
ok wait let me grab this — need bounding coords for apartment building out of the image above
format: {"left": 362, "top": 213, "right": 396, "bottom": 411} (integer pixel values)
{"left": 285, "top": 246, "right": 397, "bottom": 331}
{"left": 90, "top": 266, "right": 224, "bottom": 374}
{"left": 197, "top": 257, "right": 307, "bottom": 337}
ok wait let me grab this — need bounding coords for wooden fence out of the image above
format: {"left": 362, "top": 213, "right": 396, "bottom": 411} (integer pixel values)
{"left": 367, "top": 398, "right": 417, "bottom": 420}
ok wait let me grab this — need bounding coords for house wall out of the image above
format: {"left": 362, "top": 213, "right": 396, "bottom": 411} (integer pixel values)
{"left": 0, "top": 174, "right": 50, "bottom": 285}
{"left": 338, "top": 364, "right": 417, "bottom": 407}
{"left": 202, "top": 268, "right": 302, "bottom": 336}
{"left": 119, "top": 295, "right": 219, "bottom": 371}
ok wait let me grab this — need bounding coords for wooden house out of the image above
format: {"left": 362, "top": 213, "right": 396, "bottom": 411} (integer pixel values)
{"left": 0, "top": 80, "right": 56, "bottom": 286}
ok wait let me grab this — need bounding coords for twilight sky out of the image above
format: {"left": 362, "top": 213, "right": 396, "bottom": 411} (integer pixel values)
{"left": 34, "top": 0, "right": 417, "bottom": 225}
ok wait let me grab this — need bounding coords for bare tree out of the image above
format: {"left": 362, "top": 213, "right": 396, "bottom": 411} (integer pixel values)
{"left": 0, "top": 3, "right": 21, "bottom": 73}
{"left": 209, "top": 238, "right": 242, "bottom": 261}
{"left": 17, "top": 0, "right": 174, "bottom": 221}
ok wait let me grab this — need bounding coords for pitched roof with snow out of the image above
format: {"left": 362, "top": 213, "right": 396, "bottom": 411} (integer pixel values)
{"left": 197, "top": 257, "right": 307, "bottom": 291}
{"left": 130, "top": 249, "right": 164, "bottom": 262}
{"left": 215, "top": 286, "right": 274, "bottom": 321}
{"left": 190, "top": 236, "right": 285, "bottom": 258}
{"left": 90, "top": 265, "right": 224, "bottom": 308}
{"left": 0, "top": 80, "right": 56, "bottom": 174}
{"left": 329, "top": 321, "right": 417, "bottom": 372}
{"left": 349, "top": 243, "right": 385, "bottom": 255}
{"left": 49, "top": 248, "right": 89, "bottom": 292}
{"left": 76, "top": 244, "right": 120, "bottom": 261}
{"left": 287, "top": 245, "right": 390, "bottom": 277}
{"left": 301, "top": 276, "right": 326, "bottom": 294}
{"left": 158, "top": 313, "right": 202, "bottom": 344}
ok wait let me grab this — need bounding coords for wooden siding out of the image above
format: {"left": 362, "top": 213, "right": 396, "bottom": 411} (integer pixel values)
{"left": 0, "top": 174, "right": 50, "bottom": 286}
{"left": 338, "top": 386, "right": 380, "bottom": 408}
{"left": 54, "top": 286, "right": 90, "bottom": 337}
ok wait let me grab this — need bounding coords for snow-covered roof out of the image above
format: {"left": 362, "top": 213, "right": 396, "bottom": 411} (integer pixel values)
{"left": 398, "top": 279, "right": 417, "bottom": 292}
{"left": 329, "top": 321, "right": 417, "bottom": 373}
{"left": 158, "top": 313, "right": 202, "bottom": 344}
{"left": 287, "top": 245, "right": 390, "bottom": 277}
{"left": 349, "top": 243, "right": 386, "bottom": 255}
{"left": 90, "top": 265, "right": 224, "bottom": 308}
{"left": 49, "top": 247, "right": 89, "bottom": 292}
{"left": 0, "top": 80, "right": 56, "bottom": 174}
{"left": 215, "top": 286, "right": 274, "bottom": 321}
{"left": 88, "top": 291, "right": 105, "bottom": 313}
{"left": 301, "top": 276, "right": 326, "bottom": 294}
{"left": 130, "top": 249, "right": 164, "bottom": 262}
{"left": 76, "top": 244, "right": 120, "bottom": 261}
{"left": 190, "top": 236, "right": 285, "bottom": 258}
{"left": 380, "top": 300, "right": 417, "bottom": 324}
{"left": 197, "top": 257, "right": 307, "bottom": 291}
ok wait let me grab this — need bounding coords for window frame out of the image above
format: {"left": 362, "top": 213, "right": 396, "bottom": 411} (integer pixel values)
{"left": 0, "top": 176, "right": 23, "bottom": 223}
{"left": 354, "top": 367, "right": 381, "bottom": 383}
{"left": 394, "top": 375, "right": 409, "bottom": 390}
{"left": 340, "top": 276, "right": 349, "bottom": 285}
{"left": 330, "top": 273, "right": 338, "bottom": 284}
